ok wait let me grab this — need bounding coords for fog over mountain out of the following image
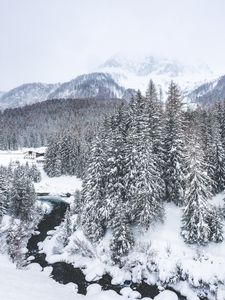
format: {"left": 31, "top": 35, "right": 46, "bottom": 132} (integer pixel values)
{"left": 0, "top": 53, "right": 222, "bottom": 109}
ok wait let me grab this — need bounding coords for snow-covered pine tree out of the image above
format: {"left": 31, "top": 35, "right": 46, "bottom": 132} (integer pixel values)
{"left": 44, "top": 138, "right": 61, "bottom": 177}
{"left": 57, "top": 208, "right": 73, "bottom": 248}
{"left": 209, "top": 207, "right": 223, "bottom": 243}
{"left": 181, "top": 133, "right": 214, "bottom": 245}
{"left": 54, "top": 158, "right": 62, "bottom": 177}
{"left": 29, "top": 164, "right": 41, "bottom": 182}
{"left": 210, "top": 104, "right": 225, "bottom": 193}
{"left": 135, "top": 143, "right": 165, "bottom": 229}
{"left": 60, "top": 129, "right": 79, "bottom": 176}
{"left": 9, "top": 175, "right": 37, "bottom": 223}
{"left": 81, "top": 136, "right": 106, "bottom": 242}
{"left": 104, "top": 104, "right": 129, "bottom": 226}
{"left": 145, "top": 80, "right": 164, "bottom": 156}
{"left": 125, "top": 90, "right": 164, "bottom": 227}
{"left": 164, "top": 81, "right": 186, "bottom": 206}
{"left": 0, "top": 166, "right": 10, "bottom": 218}
{"left": 213, "top": 101, "right": 225, "bottom": 148}
{"left": 71, "top": 189, "right": 81, "bottom": 215}
{"left": 110, "top": 203, "right": 134, "bottom": 265}
{"left": 6, "top": 219, "right": 28, "bottom": 267}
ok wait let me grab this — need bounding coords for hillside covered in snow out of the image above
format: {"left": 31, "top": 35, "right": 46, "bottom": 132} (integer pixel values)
{"left": 0, "top": 54, "right": 222, "bottom": 110}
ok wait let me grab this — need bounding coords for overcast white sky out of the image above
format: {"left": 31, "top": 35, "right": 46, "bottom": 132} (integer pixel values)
{"left": 0, "top": 0, "right": 225, "bottom": 90}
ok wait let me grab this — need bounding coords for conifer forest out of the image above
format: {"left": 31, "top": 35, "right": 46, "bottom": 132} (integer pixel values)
{"left": 1, "top": 1, "right": 225, "bottom": 299}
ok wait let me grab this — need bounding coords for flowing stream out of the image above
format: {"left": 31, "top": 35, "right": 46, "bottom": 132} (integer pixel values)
{"left": 26, "top": 196, "right": 187, "bottom": 299}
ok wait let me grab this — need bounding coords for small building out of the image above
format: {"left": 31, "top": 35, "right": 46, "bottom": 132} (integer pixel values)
{"left": 24, "top": 150, "right": 45, "bottom": 159}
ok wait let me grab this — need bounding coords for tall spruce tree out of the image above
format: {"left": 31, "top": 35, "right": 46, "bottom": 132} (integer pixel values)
{"left": 110, "top": 203, "right": 134, "bottom": 264}
{"left": 104, "top": 104, "right": 129, "bottom": 226}
{"left": 9, "top": 174, "right": 37, "bottom": 223}
{"left": 0, "top": 166, "right": 10, "bottom": 218}
{"left": 125, "top": 90, "right": 164, "bottom": 227}
{"left": 209, "top": 207, "right": 223, "bottom": 243}
{"left": 181, "top": 134, "right": 214, "bottom": 245}
{"left": 164, "top": 81, "right": 186, "bottom": 206}
{"left": 81, "top": 136, "right": 106, "bottom": 242}
{"left": 145, "top": 80, "right": 164, "bottom": 156}
{"left": 57, "top": 208, "right": 73, "bottom": 247}
{"left": 211, "top": 104, "right": 225, "bottom": 192}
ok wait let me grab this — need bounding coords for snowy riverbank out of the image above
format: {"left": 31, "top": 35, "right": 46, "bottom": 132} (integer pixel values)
{"left": 0, "top": 149, "right": 225, "bottom": 300}
{"left": 40, "top": 198, "right": 225, "bottom": 300}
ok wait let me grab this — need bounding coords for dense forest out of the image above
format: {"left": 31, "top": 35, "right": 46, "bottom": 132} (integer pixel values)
{"left": 42, "top": 80, "right": 225, "bottom": 264}
{"left": 0, "top": 162, "right": 42, "bottom": 266}
{"left": 0, "top": 98, "right": 123, "bottom": 150}
{"left": 1, "top": 79, "right": 225, "bottom": 268}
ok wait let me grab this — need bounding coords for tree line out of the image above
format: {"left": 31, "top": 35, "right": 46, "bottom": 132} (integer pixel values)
{"left": 0, "top": 98, "right": 123, "bottom": 150}
{"left": 0, "top": 162, "right": 42, "bottom": 267}
{"left": 66, "top": 80, "right": 225, "bottom": 263}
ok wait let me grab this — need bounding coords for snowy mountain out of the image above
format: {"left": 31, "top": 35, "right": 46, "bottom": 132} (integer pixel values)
{"left": 0, "top": 83, "right": 59, "bottom": 110}
{"left": 98, "top": 53, "right": 216, "bottom": 95}
{"left": 187, "top": 74, "right": 225, "bottom": 105}
{"left": 48, "top": 72, "right": 125, "bottom": 100}
{"left": 0, "top": 55, "right": 222, "bottom": 110}
{"left": 0, "top": 73, "right": 125, "bottom": 110}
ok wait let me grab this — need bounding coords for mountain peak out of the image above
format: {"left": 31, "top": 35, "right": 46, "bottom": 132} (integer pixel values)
{"left": 98, "top": 53, "right": 215, "bottom": 92}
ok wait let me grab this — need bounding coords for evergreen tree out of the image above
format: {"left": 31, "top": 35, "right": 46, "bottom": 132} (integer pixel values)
{"left": 81, "top": 136, "right": 106, "bottom": 242}
{"left": 135, "top": 143, "right": 165, "bottom": 229}
{"left": 44, "top": 138, "right": 61, "bottom": 177}
{"left": 110, "top": 203, "right": 134, "bottom": 264}
{"left": 211, "top": 105, "right": 225, "bottom": 192}
{"left": 29, "top": 164, "right": 41, "bottom": 182}
{"left": 71, "top": 189, "right": 81, "bottom": 215}
{"left": 181, "top": 134, "right": 213, "bottom": 245}
{"left": 164, "top": 82, "right": 186, "bottom": 206}
{"left": 57, "top": 208, "right": 73, "bottom": 247}
{"left": 6, "top": 219, "right": 28, "bottom": 267}
{"left": 209, "top": 207, "right": 223, "bottom": 243}
{"left": 145, "top": 80, "right": 164, "bottom": 156}
{"left": 0, "top": 166, "right": 10, "bottom": 217}
{"left": 104, "top": 105, "right": 129, "bottom": 226}
{"left": 9, "top": 175, "right": 37, "bottom": 223}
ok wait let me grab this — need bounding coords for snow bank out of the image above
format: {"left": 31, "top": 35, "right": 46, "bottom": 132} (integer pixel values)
{"left": 154, "top": 290, "right": 178, "bottom": 300}
{"left": 0, "top": 149, "right": 82, "bottom": 198}
{"left": 0, "top": 255, "right": 136, "bottom": 300}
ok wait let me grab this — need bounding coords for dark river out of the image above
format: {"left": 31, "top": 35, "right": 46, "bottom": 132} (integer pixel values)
{"left": 26, "top": 196, "right": 191, "bottom": 299}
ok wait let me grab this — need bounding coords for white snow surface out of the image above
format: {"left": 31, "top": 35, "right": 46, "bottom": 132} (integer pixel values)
{"left": 0, "top": 148, "right": 82, "bottom": 197}
{"left": 41, "top": 197, "right": 225, "bottom": 299}
{"left": 97, "top": 53, "right": 218, "bottom": 96}
{"left": 0, "top": 255, "right": 179, "bottom": 300}
{"left": 1, "top": 150, "right": 225, "bottom": 299}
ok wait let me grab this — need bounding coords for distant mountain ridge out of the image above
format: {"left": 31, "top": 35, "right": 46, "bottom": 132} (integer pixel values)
{"left": 187, "top": 75, "right": 225, "bottom": 105}
{"left": 97, "top": 53, "right": 215, "bottom": 93}
{"left": 0, "top": 54, "right": 224, "bottom": 109}
{"left": 48, "top": 72, "right": 125, "bottom": 100}
{"left": 0, "top": 83, "right": 59, "bottom": 110}
{"left": 0, "top": 73, "right": 126, "bottom": 110}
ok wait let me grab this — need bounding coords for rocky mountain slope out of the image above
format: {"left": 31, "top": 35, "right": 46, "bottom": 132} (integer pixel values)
{"left": 97, "top": 53, "right": 215, "bottom": 94}
{"left": 187, "top": 74, "right": 225, "bottom": 105}
{"left": 0, "top": 83, "right": 59, "bottom": 110}
{"left": 0, "top": 73, "right": 125, "bottom": 110}
{"left": 0, "top": 54, "right": 223, "bottom": 109}
{"left": 48, "top": 73, "right": 125, "bottom": 100}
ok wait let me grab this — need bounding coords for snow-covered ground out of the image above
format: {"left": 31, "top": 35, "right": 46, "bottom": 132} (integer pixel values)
{"left": 40, "top": 199, "right": 225, "bottom": 300}
{"left": 1, "top": 149, "right": 225, "bottom": 300}
{"left": 0, "top": 149, "right": 82, "bottom": 197}
{"left": 1, "top": 254, "right": 158, "bottom": 300}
